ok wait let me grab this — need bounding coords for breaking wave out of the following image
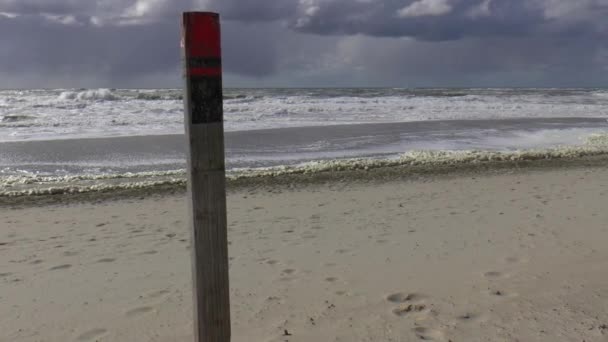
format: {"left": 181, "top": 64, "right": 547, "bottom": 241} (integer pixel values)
{"left": 3, "top": 87, "right": 608, "bottom": 142}
{"left": 55, "top": 89, "right": 257, "bottom": 102}
{"left": 58, "top": 89, "right": 119, "bottom": 101}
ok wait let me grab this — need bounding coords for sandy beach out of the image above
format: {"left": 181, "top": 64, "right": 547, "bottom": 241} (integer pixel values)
{"left": 3, "top": 1, "right": 608, "bottom": 341}
{"left": 2, "top": 164, "right": 608, "bottom": 342}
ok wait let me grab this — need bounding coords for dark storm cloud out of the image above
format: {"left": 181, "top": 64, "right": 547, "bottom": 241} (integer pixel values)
{"left": 290, "top": 0, "right": 542, "bottom": 40}
{"left": 0, "top": 0, "right": 607, "bottom": 88}
{"left": 206, "top": 0, "right": 297, "bottom": 22}
{"left": 0, "top": 15, "right": 178, "bottom": 79}
{"left": 0, "top": 1, "right": 287, "bottom": 86}
{"left": 0, "top": 0, "right": 90, "bottom": 15}
{"left": 217, "top": 0, "right": 606, "bottom": 42}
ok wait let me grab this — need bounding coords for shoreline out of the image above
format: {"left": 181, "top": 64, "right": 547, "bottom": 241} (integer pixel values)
{"left": 3, "top": 153, "right": 608, "bottom": 207}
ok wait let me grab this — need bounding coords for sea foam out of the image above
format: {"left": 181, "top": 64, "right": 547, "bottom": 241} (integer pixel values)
{"left": 58, "top": 89, "right": 118, "bottom": 101}
{"left": 3, "top": 133, "right": 608, "bottom": 198}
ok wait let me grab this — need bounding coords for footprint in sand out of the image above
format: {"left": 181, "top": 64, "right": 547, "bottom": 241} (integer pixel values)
{"left": 412, "top": 327, "right": 446, "bottom": 341}
{"left": 281, "top": 269, "right": 296, "bottom": 275}
{"left": 143, "top": 289, "right": 171, "bottom": 299}
{"left": 97, "top": 258, "right": 116, "bottom": 263}
{"left": 76, "top": 328, "right": 107, "bottom": 341}
{"left": 325, "top": 277, "right": 338, "bottom": 283}
{"left": 483, "top": 271, "right": 505, "bottom": 279}
{"left": 386, "top": 292, "right": 426, "bottom": 304}
{"left": 310, "top": 214, "right": 323, "bottom": 230}
{"left": 125, "top": 306, "right": 154, "bottom": 317}
{"left": 387, "top": 292, "right": 431, "bottom": 318}
{"left": 0, "top": 272, "right": 13, "bottom": 278}
{"left": 266, "top": 260, "right": 279, "bottom": 265}
{"left": 504, "top": 256, "right": 529, "bottom": 264}
{"left": 392, "top": 304, "right": 428, "bottom": 317}
{"left": 49, "top": 264, "right": 72, "bottom": 271}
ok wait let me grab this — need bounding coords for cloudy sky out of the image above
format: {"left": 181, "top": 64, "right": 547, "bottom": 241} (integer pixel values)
{"left": 1, "top": 0, "right": 607, "bottom": 88}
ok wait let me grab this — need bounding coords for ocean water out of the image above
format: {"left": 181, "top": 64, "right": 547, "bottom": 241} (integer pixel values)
{"left": 1, "top": 88, "right": 608, "bottom": 196}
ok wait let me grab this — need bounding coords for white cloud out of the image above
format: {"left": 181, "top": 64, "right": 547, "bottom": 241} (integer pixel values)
{"left": 42, "top": 13, "right": 79, "bottom": 25}
{"left": 116, "top": 0, "right": 175, "bottom": 25}
{"left": 305, "top": 5, "right": 320, "bottom": 16}
{"left": 468, "top": 0, "right": 492, "bottom": 18}
{"left": 295, "top": 0, "right": 323, "bottom": 28}
{"left": 0, "top": 12, "right": 18, "bottom": 18}
{"left": 397, "top": 0, "right": 452, "bottom": 18}
{"left": 122, "top": 0, "right": 167, "bottom": 18}
{"left": 84, "top": 0, "right": 200, "bottom": 26}
{"left": 89, "top": 16, "right": 102, "bottom": 26}
{"left": 534, "top": 0, "right": 604, "bottom": 20}
{"left": 530, "top": 0, "right": 608, "bottom": 35}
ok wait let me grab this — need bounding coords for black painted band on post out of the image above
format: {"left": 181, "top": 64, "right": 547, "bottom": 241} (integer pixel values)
{"left": 187, "top": 76, "right": 223, "bottom": 124}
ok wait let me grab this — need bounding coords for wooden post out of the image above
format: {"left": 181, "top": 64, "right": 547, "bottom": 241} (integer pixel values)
{"left": 182, "top": 12, "right": 230, "bottom": 342}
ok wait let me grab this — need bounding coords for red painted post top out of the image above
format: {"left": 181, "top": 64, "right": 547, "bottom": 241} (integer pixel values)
{"left": 183, "top": 12, "right": 222, "bottom": 77}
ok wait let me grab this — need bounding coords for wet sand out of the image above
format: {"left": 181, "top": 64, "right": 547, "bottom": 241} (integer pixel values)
{"left": 2, "top": 166, "right": 608, "bottom": 341}
{"left": 2, "top": 116, "right": 607, "bottom": 175}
